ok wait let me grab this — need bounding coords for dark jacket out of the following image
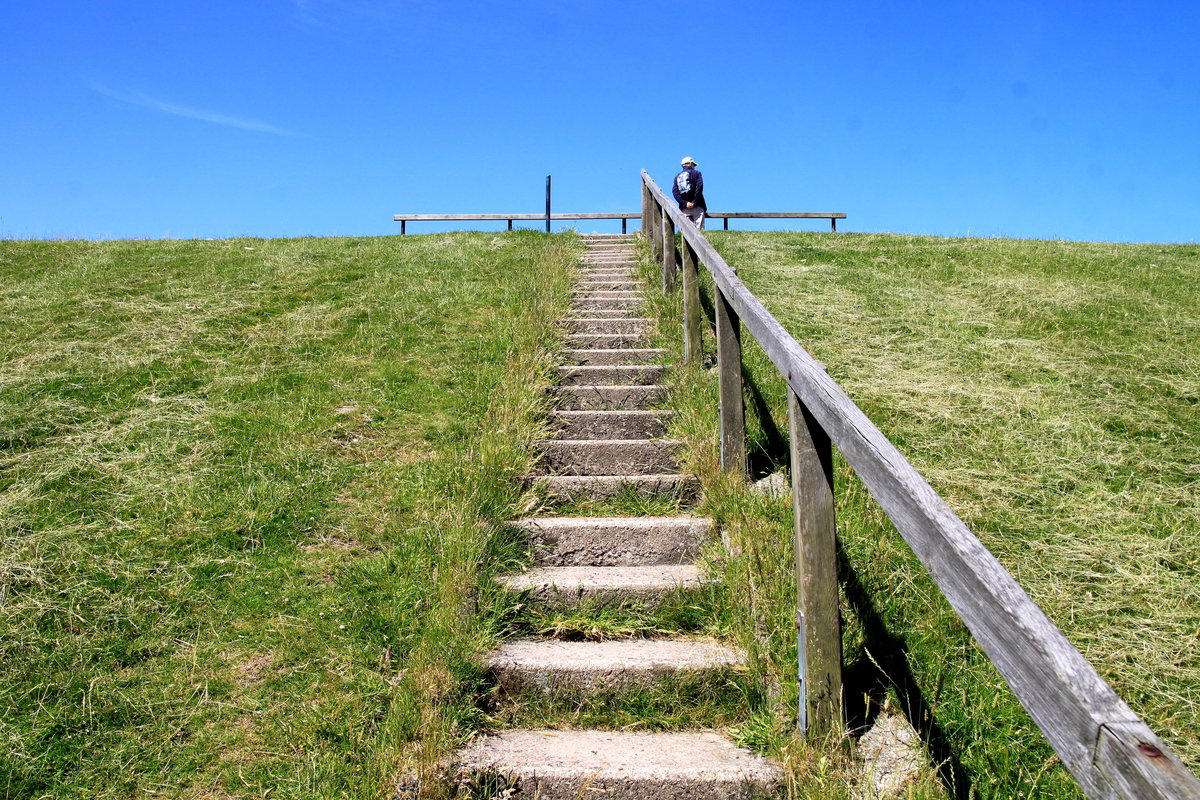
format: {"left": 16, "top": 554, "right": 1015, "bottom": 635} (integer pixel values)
{"left": 672, "top": 167, "right": 706, "bottom": 211}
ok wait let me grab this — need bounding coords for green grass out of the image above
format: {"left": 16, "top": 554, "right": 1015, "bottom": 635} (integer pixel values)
{"left": 0, "top": 232, "right": 576, "bottom": 799}
{"left": 10, "top": 227, "right": 1191, "bottom": 799}
{"left": 647, "top": 231, "right": 1198, "bottom": 798}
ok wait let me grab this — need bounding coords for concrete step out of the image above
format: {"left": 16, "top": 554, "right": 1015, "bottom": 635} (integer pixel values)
{"left": 566, "top": 318, "right": 652, "bottom": 335}
{"left": 577, "top": 280, "right": 641, "bottom": 291}
{"left": 513, "top": 515, "right": 712, "bottom": 566}
{"left": 536, "top": 439, "right": 683, "bottom": 476}
{"left": 579, "top": 268, "right": 637, "bottom": 277}
{"left": 456, "top": 730, "right": 783, "bottom": 799}
{"left": 565, "top": 333, "right": 650, "bottom": 349}
{"left": 498, "top": 564, "right": 706, "bottom": 605}
{"left": 562, "top": 348, "right": 667, "bottom": 366}
{"left": 556, "top": 364, "right": 665, "bottom": 386}
{"left": 567, "top": 308, "right": 638, "bottom": 318}
{"left": 534, "top": 473, "right": 700, "bottom": 502}
{"left": 486, "top": 638, "right": 743, "bottom": 693}
{"left": 573, "top": 289, "right": 641, "bottom": 300}
{"left": 549, "top": 410, "right": 670, "bottom": 439}
{"left": 551, "top": 385, "right": 665, "bottom": 410}
{"left": 574, "top": 298, "right": 642, "bottom": 312}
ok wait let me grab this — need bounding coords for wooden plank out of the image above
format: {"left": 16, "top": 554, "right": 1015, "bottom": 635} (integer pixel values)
{"left": 1096, "top": 722, "right": 1200, "bottom": 800}
{"left": 662, "top": 212, "right": 678, "bottom": 294}
{"left": 715, "top": 286, "right": 746, "bottom": 474}
{"left": 392, "top": 213, "right": 640, "bottom": 221}
{"left": 392, "top": 212, "right": 844, "bottom": 222}
{"left": 707, "top": 212, "right": 848, "bottom": 219}
{"left": 789, "top": 389, "right": 843, "bottom": 736}
{"left": 649, "top": 202, "right": 663, "bottom": 262}
{"left": 641, "top": 183, "right": 651, "bottom": 237}
{"left": 640, "top": 169, "right": 1200, "bottom": 799}
{"left": 681, "top": 238, "right": 702, "bottom": 364}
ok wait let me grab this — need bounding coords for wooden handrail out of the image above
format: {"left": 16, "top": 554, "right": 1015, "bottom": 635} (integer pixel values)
{"left": 640, "top": 169, "right": 1200, "bottom": 800}
{"left": 392, "top": 213, "right": 639, "bottom": 220}
{"left": 391, "top": 212, "right": 847, "bottom": 234}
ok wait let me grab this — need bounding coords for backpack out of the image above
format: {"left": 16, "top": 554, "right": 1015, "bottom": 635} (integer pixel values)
{"left": 675, "top": 170, "right": 692, "bottom": 197}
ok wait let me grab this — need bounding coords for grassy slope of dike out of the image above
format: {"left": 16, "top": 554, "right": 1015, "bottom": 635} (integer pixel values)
{"left": 659, "top": 231, "right": 1197, "bottom": 798}
{"left": 0, "top": 232, "right": 575, "bottom": 799}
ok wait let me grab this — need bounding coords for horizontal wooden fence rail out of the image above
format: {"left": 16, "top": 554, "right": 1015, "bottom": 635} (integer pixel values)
{"left": 639, "top": 169, "right": 1200, "bottom": 800}
{"left": 392, "top": 212, "right": 848, "bottom": 234}
{"left": 708, "top": 212, "right": 847, "bottom": 232}
{"left": 392, "top": 213, "right": 640, "bottom": 234}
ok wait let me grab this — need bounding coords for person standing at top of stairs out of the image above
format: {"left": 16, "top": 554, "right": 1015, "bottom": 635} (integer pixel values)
{"left": 673, "top": 156, "right": 707, "bottom": 229}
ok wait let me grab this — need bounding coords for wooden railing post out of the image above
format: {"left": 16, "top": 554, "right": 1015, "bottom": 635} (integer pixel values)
{"left": 641, "top": 182, "right": 651, "bottom": 236}
{"left": 662, "top": 214, "right": 678, "bottom": 294}
{"left": 715, "top": 287, "right": 746, "bottom": 474}
{"left": 649, "top": 201, "right": 663, "bottom": 263}
{"left": 788, "top": 389, "right": 843, "bottom": 736}
{"left": 681, "top": 237, "right": 703, "bottom": 364}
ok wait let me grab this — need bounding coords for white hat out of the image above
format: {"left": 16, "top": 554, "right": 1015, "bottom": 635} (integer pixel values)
{"left": 680, "top": 156, "right": 697, "bottom": 166}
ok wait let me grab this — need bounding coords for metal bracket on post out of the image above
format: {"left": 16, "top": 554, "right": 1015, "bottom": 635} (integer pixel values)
{"left": 797, "top": 608, "right": 808, "bottom": 733}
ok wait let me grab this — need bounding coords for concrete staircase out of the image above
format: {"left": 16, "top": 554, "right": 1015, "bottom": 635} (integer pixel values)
{"left": 455, "top": 234, "right": 783, "bottom": 798}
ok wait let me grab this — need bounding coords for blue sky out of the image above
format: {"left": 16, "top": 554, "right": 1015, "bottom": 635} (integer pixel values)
{"left": 3, "top": 0, "right": 1197, "bottom": 242}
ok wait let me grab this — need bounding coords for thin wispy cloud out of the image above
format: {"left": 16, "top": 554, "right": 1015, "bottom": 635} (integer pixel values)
{"left": 89, "top": 81, "right": 298, "bottom": 136}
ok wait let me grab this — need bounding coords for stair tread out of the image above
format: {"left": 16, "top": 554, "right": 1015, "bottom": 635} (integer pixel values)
{"left": 513, "top": 515, "right": 712, "bottom": 566}
{"left": 487, "top": 637, "right": 743, "bottom": 671}
{"left": 500, "top": 564, "right": 705, "bottom": 591}
{"left": 457, "top": 730, "right": 783, "bottom": 792}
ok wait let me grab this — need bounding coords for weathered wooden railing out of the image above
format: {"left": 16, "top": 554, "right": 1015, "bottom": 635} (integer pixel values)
{"left": 640, "top": 170, "right": 1200, "bottom": 800}
{"left": 393, "top": 211, "right": 847, "bottom": 234}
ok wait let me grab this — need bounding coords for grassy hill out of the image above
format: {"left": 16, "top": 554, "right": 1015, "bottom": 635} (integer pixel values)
{"left": 0, "top": 233, "right": 575, "bottom": 798}
{"left": 665, "top": 231, "right": 1197, "bottom": 798}
{"left": 3, "top": 229, "right": 1195, "bottom": 799}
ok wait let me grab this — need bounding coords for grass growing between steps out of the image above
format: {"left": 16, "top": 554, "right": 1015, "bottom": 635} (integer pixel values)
{"left": 640, "top": 230, "right": 1199, "bottom": 799}
{"left": 484, "top": 670, "right": 760, "bottom": 731}
{"left": 0, "top": 232, "right": 576, "bottom": 799}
